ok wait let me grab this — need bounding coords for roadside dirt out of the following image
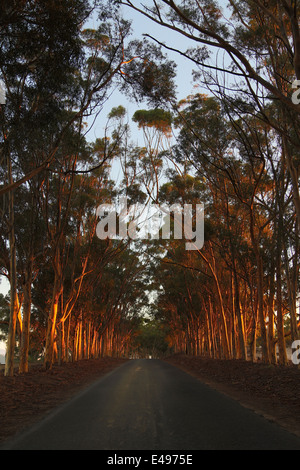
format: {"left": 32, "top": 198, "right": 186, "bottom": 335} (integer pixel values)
{"left": 166, "top": 355, "right": 300, "bottom": 439}
{"left": 0, "top": 358, "right": 128, "bottom": 444}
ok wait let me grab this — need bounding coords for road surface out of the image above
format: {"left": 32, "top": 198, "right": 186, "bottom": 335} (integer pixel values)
{"left": 1, "top": 359, "right": 300, "bottom": 450}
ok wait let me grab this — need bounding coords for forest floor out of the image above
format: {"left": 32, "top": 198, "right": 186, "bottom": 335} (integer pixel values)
{"left": 0, "top": 355, "right": 299, "bottom": 445}
{"left": 166, "top": 355, "right": 300, "bottom": 439}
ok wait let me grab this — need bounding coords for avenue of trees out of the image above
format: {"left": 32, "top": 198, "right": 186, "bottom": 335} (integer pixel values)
{"left": 0, "top": 0, "right": 299, "bottom": 375}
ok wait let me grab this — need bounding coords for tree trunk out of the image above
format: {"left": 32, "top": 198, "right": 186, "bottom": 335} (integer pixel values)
{"left": 19, "top": 264, "right": 33, "bottom": 374}
{"left": 282, "top": 137, "right": 300, "bottom": 232}
{"left": 283, "top": 226, "right": 299, "bottom": 342}
{"left": 65, "top": 314, "right": 71, "bottom": 363}
{"left": 276, "top": 206, "right": 288, "bottom": 365}
{"left": 232, "top": 266, "right": 247, "bottom": 360}
{"left": 249, "top": 288, "right": 258, "bottom": 362}
{"left": 5, "top": 153, "right": 17, "bottom": 377}
{"left": 249, "top": 207, "right": 270, "bottom": 364}
{"left": 44, "top": 274, "right": 61, "bottom": 371}
{"left": 200, "top": 244, "right": 231, "bottom": 359}
{"left": 267, "top": 251, "right": 276, "bottom": 364}
{"left": 257, "top": 253, "right": 270, "bottom": 363}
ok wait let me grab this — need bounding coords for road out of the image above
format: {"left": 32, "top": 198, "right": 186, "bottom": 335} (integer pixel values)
{"left": 1, "top": 359, "right": 300, "bottom": 450}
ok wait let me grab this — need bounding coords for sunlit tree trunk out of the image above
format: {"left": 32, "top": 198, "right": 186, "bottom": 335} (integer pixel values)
{"left": 249, "top": 205, "right": 270, "bottom": 364}
{"left": 57, "top": 319, "right": 66, "bottom": 366}
{"left": 275, "top": 201, "right": 288, "bottom": 365}
{"left": 282, "top": 137, "right": 300, "bottom": 232}
{"left": 267, "top": 248, "right": 276, "bottom": 364}
{"left": 44, "top": 267, "right": 62, "bottom": 370}
{"left": 5, "top": 152, "right": 17, "bottom": 377}
{"left": 284, "top": 225, "right": 299, "bottom": 342}
{"left": 232, "top": 263, "right": 246, "bottom": 360}
{"left": 207, "top": 243, "right": 231, "bottom": 359}
{"left": 19, "top": 261, "right": 33, "bottom": 374}
{"left": 206, "top": 297, "right": 216, "bottom": 358}
{"left": 65, "top": 314, "right": 71, "bottom": 363}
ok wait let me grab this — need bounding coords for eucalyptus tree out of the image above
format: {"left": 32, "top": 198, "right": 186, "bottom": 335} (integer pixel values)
{"left": 132, "top": 108, "right": 173, "bottom": 199}
{"left": 155, "top": 91, "right": 296, "bottom": 363}
{"left": 119, "top": 0, "right": 300, "bottom": 228}
{"left": 0, "top": 0, "right": 95, "bottom": 375}
{"left": 0, "top": 0, "right": 178, "bottom": 374}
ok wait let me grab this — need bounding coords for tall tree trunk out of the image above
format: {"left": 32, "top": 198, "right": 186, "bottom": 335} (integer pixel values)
{"left": 249, "top": 287, "right": 258, "bottom": 362}
{"left": 282, "top": 137, "right": 300, "bottom": 232}
{"left": 5, "top": 153, "right": 17, "bottom": 377}
{"left": 283, "top": 225, "right": 299, "bottom": 342}
{"left": 249, "top": 207, "right": 270, "bottom": 364}
{"left": 232, "top": 264, "right": 247, "bottom": 360}
{"left": 224, "top": 182, "right": 246, "bottom": 360}
{"left": 57, "top": 320, "right": 66, "bottom": 366}
{"left": 199, "top": 244, "right": 231, "bottom": 359}
{"left": 267, "top": 250, "right": 276, "bottom": 364}
{"left": 19, "top": 262, "right": 33, "bottom": 374}
{"left": 44, "top": 273, "right": 61, "bottom": 371}
{"left": 207, "top": 297, "right": 216, "bottom": 358}
{"left": 276, "top": 203, "right": 288, "bottom": 365}
{"left": 257, "top": 253, "right": 271, "bottom": 363}
{"left": 65, "top": 314, "right": 71, "bottom": 363}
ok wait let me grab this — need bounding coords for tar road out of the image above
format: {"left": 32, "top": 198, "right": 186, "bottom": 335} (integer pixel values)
{"left": 1, "top": 359, "right": 300, "bottom": 450}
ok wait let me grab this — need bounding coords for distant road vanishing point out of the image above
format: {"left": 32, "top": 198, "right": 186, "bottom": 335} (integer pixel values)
{"left": 2, "top": 359, "right": 300, "bottom": 450}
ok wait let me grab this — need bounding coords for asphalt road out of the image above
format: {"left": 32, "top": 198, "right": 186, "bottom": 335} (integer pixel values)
{"left": 2, "top": 359, "right": 300, "bottom": 450}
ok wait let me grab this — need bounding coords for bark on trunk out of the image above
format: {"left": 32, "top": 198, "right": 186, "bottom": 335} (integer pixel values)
{"left": 5, "top": 153, "right": 17, "bottom": 377}
{"left": 19, "top": 265, "right": 33, "bottom": 374}
{"left": 44, "top": 273, "right": 61, "bottom": 371}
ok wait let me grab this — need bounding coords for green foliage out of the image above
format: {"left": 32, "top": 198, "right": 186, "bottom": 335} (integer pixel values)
{"left": 133, "top": 318, "right": 170, "bottom": 358}
{"left": 108, "top": 106, "right": 127, "bottom": 120}
{"left": 133, "top": 109, "right": 173, "bottom": 129}
{"left": 120, "top": 40, "right": 177, "bottom": 107}
{"left": 1, "top": 0, "right": 299, "bottom": 369}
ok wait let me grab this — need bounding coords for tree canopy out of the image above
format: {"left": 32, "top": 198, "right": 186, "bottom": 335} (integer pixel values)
{"left": 0, "top": 0, "right": 299, "bottom": 375}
